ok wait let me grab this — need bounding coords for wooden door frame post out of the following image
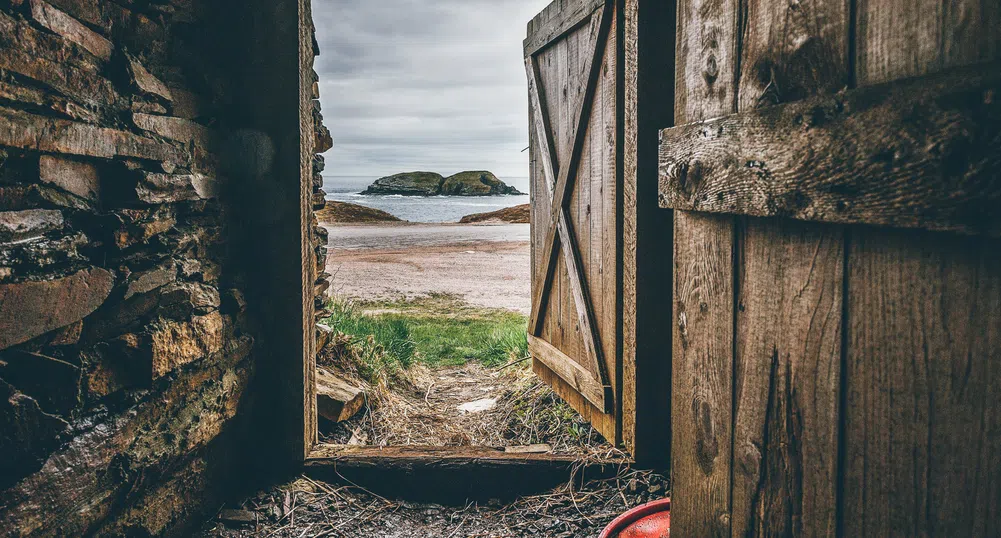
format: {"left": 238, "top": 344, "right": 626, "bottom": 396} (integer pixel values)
{"left": 620, "top": 0, "right": 675, "bottom": 466}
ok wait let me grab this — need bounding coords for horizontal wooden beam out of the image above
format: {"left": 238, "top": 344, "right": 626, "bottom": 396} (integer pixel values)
{"left": 524, "top": 0, "right": 605, "bottom": 57}
{"left": 529, "top": 335, "right": 611, "bottom": 413}
{"left": 658, "top": 61, "right": 1001, "bottom": 237}
{"left": 304, "top": 444, "right": 627, "bottom": 502}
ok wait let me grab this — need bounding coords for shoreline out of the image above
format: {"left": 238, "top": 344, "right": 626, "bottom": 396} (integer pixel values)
{"left": 323, "top": 222, "right": 531, "bottom": 314}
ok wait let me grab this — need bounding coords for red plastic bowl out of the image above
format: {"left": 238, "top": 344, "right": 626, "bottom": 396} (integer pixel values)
{"left": 599, "top": 498, "right": 670, "bottom": 538}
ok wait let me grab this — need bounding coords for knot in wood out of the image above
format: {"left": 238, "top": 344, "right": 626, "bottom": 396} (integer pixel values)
{"left": 704, "top": 54, "right": 720, "bottom": 85}
{"left": 692, "top": 397, "right": 718, "bottom": 475}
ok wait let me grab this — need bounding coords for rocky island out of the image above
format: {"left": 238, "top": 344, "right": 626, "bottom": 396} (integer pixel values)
{"left": 361, "top": 171, "right": 523, "bottom": 196}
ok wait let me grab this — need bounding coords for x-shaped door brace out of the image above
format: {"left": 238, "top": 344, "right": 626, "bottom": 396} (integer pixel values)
{"left": 524, "top": 1, "right": 613, "bottom": 412}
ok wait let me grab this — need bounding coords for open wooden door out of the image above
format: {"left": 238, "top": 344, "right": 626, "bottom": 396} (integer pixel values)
{"left": 524, "top": 0, "right": 620, "bottom": 445}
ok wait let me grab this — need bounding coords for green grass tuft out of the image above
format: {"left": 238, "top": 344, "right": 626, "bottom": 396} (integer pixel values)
{"left": 323, "top": 295, "right": 529, "bottom": 375}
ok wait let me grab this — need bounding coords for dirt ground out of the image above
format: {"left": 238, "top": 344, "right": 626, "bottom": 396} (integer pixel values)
{"left": 323, "top": 223, "right": 530, "bottom": 314}
{"left": 198, "top": 468, "right": 669, "bottom": 538}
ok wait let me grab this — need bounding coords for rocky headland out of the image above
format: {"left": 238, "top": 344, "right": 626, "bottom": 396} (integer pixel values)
{"left": 316, "top": 201, "right": 402, "bottom": 224}
{"left": 459, "top": 204, "right": 530, "bottom": 224}
{"left": 362, "top": 171, "right": 523, "bottom": 196}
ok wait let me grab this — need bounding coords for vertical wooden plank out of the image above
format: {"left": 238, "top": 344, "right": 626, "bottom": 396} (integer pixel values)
{"left": 621, "top": 0, "right": 640, "bottom": 457}
{"left": 563, "top": 30, "right": 581, "bottom": 361}
{"left": 672, "top": 0, "right": 738, "bottom": 534}
{"left": 733, "top": 219, "right": 844, "bottom": 537}
{"left": 673, "top": 210, "right": 734, "bottom": 538}
{"left": 554, "top": 35, "right": 568, "bottom": 353}
{"left": 599, "top": 2, "right": 618, "bottom": 437}
{"left": 845, "top": 1, "right": 1001, "bottom": 535}
{"left": 729, "top": 0, "right": 848, "bottom": 536}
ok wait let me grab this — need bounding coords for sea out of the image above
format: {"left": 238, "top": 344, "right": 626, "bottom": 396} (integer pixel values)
{"left": 322, "top": 175, "right": 531, "bottom": 224}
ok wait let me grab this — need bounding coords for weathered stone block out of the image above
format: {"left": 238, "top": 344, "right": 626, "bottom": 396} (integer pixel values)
{"left": 0, "top": 209, "right": 63, "bottom": 243}
{"left": 312, "top": 191, "right": 326, "bottom": 210}
{"left": 0, "top": 79, "right": 99, "bottom": 123}
{"left": 315, "top": 123, "right": 333, "bottom": 153}
{"left": 136, "top": 171, "right": 217, "bottom": 204}
{"left": 42, "top": 0, "right": 113, "bottom": 33}
{"left": 316, "top": 322, "right": 333, "bottom": 350}
{"left": 111, "top": 206, "right": 177, "bottom": 249}
{"left": 80, "top": 337, "right": 147, "bottom": 398}
{"left": 0, "top": 231, "right": 88, "bottom": 273}
{"left": 0, "top": 184, "right": 92, "bottom": 211}
{"left": 159, "top": 281, "right": 221, "bottom": 318}
{"left": 132, "top": 113, "right": 215, "bottom": 150}
{"left": 38, "top": 156, "right": 101, "bottom": 202}
{"left": 0, "top": 107, "right": 186, "bottom": 164}
{"left": 316, "top": 367, "right": 365, "bottom": 423}
{"left": 125, "top": 54, "right": 172, "bottom": 101}
{"left": 123, "top": 260, "right": 176, "bottom": 300}
{"left": 47, "top": 320, "right": 82, "bottom": 346}
{"left": 29, "top": 0, "right": 113, "bottom": 61}
{"left": 168, "top": 86, "right": 205, "bottom": 120}
{"left": 0, "top": 12, "right": 118, "bottom": 106}
{"left": 149, "top": 312, "right": 223, "bottom": 378}
{"left": 0, "top": 267, "right": 114, "bottom": 350}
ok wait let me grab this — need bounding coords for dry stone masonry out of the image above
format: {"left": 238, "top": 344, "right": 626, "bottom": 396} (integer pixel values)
{"left": 0, "top": 0, "right": 328, "bottom": 535}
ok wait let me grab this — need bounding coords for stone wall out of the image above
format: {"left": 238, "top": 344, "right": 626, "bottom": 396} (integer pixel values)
{"left": 0, "top": 0, "right": 326, "bottom": 535}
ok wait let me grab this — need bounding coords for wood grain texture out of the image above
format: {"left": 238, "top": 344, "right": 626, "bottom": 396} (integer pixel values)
{"left": 305, "top": 443, "right": 627, "bottom": 503}
{"left": 621, "top": 0, "right": 640, "bottom": 458}
{"left": 733, "top": 218, "right": 844, "bottom": 537}
{"left": 842, "top": 0, "right": 1001, "bottom": 535}
{"left": 526, "top": 3, "right": 619, "bottom": 445}
{"left": 529, "top": 335, "right": 609, "bottom": 411}
{"left": 673, "top": 210, "right": 735, "bottom": 537}
{"left": 671, "top": 0, "right": 738, "bottom": 534}
{"left": 727, "top": 2, "right": 849, "bottom": 537}
{"left": 525, "top": 0, "right": 606, "bottom": 57}
{"left": 529, "top": 3, "right": 611, "bottom": 336}
{"left": 659, "top": 62, "right": 1001, "bottom": 236}
{"left": 843, "top": 231, "right": 1001, "bottom": 537}
{"left": 299, "top": 0, "right": 318, "bottom": 458}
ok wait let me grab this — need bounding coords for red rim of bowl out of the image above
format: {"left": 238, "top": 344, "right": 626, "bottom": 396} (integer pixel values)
{"left": 598, "top": 497, "right": 671, "bottom": 538}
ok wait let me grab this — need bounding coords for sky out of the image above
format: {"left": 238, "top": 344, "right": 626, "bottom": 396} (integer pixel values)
{"left": 312, "top": 0, "right": 552, "bottom": 179}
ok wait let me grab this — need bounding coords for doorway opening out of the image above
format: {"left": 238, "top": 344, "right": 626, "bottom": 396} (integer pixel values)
{"left": 308, "top": 0, "right": 615, "bottom": 459}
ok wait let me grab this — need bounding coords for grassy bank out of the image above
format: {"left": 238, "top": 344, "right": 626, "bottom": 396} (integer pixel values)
{"left": 321, "top": 294, "right": 528, "bottom": 382}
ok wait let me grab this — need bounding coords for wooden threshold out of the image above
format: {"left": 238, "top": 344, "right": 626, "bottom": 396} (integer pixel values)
{"left": 304, "top": 444, "right": 630, "bottom": 502}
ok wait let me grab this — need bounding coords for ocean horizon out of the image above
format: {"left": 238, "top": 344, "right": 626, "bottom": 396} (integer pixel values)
{"left": 322, "top": 175, "right": 531, "bottom": 223}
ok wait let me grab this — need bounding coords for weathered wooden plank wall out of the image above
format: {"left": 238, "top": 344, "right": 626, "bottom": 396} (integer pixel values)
{"left": 667, "top": 0, "right": 1001, "bottom": 534}
{"left": 843, "top": 0, "right": 1001, "bottom": 535}
{"left": 527, "top": 0, "right": 620, "bottom": 443}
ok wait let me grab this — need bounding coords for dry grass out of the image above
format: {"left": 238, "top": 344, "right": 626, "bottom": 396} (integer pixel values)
{"left": 200, "top": 466, "right": 669, "bottom": 537}
{"left": 318, "top": 330, "right": 613, "bottom": 456}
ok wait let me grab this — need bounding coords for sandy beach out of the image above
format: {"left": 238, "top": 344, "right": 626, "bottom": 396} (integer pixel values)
{"left": 323, "top": 222, "right": 531, "bottom": 313}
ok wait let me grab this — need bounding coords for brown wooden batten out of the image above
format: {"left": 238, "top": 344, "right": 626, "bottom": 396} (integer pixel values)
{"left": 658, "top": 61, "right": 1001, "bottom": 237}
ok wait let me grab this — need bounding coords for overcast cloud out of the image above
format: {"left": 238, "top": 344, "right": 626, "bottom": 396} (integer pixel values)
{"left": 312, "top": 0, "right": 552, "bottom": 178}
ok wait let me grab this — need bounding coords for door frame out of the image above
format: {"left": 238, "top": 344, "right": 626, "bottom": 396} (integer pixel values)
{"left": 284, "top": 0, "right": 675, "bottom": 469}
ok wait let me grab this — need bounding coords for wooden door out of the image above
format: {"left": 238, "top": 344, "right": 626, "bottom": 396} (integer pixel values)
{"left": 525, "top": 0, "right": 620, "bottom": 445}
{"left": 660, "top": 0, "right": 1001, "bottom": 535}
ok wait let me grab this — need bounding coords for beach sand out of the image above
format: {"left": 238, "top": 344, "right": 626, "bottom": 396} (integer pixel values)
{"left": 323, "top": 222, "right": 531, "bottom": 313}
